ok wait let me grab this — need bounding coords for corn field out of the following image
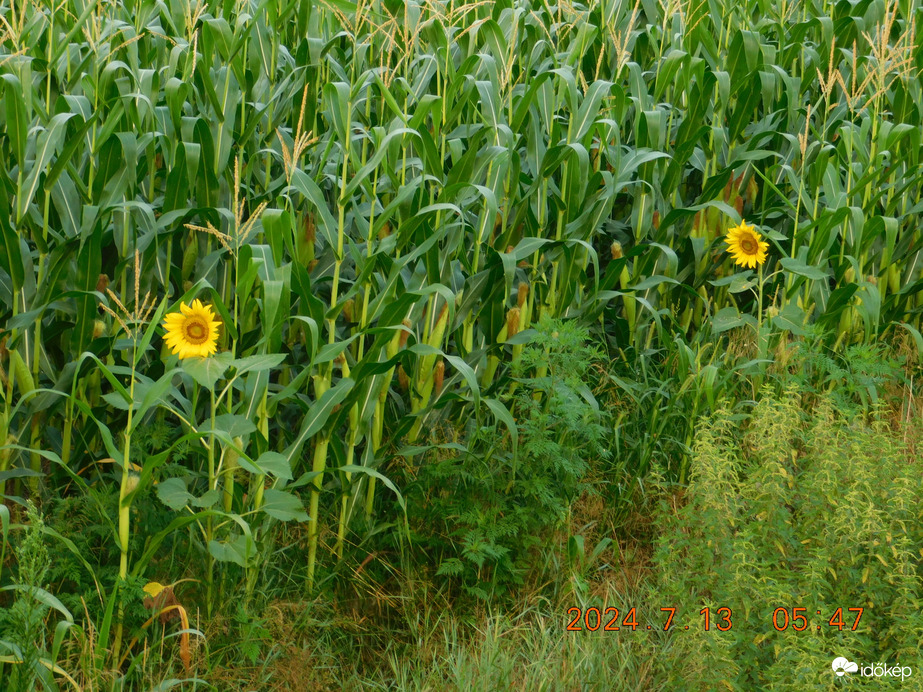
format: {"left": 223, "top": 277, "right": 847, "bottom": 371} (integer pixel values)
{"left": 1, "top": 0, "right": 922, "bottom": 687}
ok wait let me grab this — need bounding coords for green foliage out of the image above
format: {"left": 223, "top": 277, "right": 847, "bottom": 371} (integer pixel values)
{"left": 651, "top": 387, "right": 923, "bottom": 689}
{"left": 384, "top": 589, "right": 663, "bottom": 690}
{"left": 775, "top": 325, "right": 908, "bottom": 417}
{"left": 230, "top": 604, "right": 272, "bottom": 666}
{"left": 604, "top": 329, "right": 746, "bottom": 485}
{"left": 45, "top": 491, "right": 116, "bottom": 612}
{"left": 0, "top": 502, "right": 59, "bottom": 691}
{"left": 0, "top": 0, "right": 922, "bottom": 683}
{"left": 412, "top": 318, "right": 609, "bottom": 599}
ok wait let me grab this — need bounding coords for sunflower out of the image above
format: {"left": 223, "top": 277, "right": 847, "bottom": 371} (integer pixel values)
{"left": 162, "top": 299, "right": 221, "bottom": 359}
{"left": 725, "top": 221, "right": 769, "bottom": 268}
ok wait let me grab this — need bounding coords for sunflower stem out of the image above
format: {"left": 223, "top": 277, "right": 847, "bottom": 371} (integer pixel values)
{"left": 755, "top": 262, "right": 766, "bottom": 392}
{"left": 206, "top": 388, "right": 217, "bottom": 616}
{"left": 112, "top": 337, "right": 138, "bottom": 667}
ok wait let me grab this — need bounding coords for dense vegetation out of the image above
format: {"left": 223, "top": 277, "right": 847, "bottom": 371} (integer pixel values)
{"left": 1, "top": 0, "right": 921, "bottom": 687}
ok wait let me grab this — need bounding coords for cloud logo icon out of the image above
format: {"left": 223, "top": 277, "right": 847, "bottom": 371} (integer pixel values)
{"left": 832, "top": 657, "right": 859, "bottom": 676}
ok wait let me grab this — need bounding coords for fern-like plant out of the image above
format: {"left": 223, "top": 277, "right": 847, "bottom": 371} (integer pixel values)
{"left": 411, "top": 317, "right": 610, "bottom": 600}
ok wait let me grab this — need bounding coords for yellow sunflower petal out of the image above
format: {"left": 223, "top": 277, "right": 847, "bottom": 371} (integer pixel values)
{"left": 724, "top": 222, "right": 767, "bottom": 268}
{"left": 162, "top": 299, "right": 222, "bottom": 360}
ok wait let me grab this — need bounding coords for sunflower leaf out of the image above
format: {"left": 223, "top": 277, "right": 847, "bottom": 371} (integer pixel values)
{"left": 709, "top": 270, "right": 754, "bottom": 287}
{"left": 772, "top": 303, "right": 809, "bottom": 336}
{"left": 208, "top": 534, "right": 256, "bottom": 567}
{"left": 209, "top": 414, "right": 257, "bottom": 438}
{"left": 779, "top": 257, "right": 829, "bottom": 281}
{"left": 261, "top": 489, "right": 309, "bottom": 522}
{"left": 236, "top": 451, "right": 293, "bottom": 480}
{"left": 157, "top": 478, "right": 195, "bottom": 510}
{"left": 181, "top": 351, "right": 235, "bottom": 389}
{"left": 711, "top": 307, "right": 745, "bottom": 334}
{"left": 727, "top": 276, "right": 757, "bottom": 294}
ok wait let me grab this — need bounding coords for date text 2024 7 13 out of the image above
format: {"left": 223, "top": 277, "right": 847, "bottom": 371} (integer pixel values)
{"left": 566, "top": 607, "right": 732, "bottom": 632}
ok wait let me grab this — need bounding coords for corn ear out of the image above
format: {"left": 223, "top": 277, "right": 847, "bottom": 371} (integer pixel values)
{"left": 8, "top": 349, "right": 34, "bottom": 398}
{"left": 223, "top": 437, "right": 242, "bottom": 513}
{"left": 181, "top": 231, "right": 198, "bottom": 281}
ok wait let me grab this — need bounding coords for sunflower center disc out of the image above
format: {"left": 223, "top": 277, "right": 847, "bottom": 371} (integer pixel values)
{"left": 741, "top": 238, "right": 757, "bottom": 254}
{"left": 185, "top": 320, "right": 208, "bottom": 344}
